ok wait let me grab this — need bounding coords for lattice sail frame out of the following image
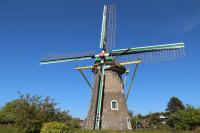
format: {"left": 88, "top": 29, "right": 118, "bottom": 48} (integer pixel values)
{"left": 105, "top": 4, "right": 116, "bottom": 51}
{"left": 113, "top": 43, "right": 185, "bottom": 63}
{"left": 40, "top": 51, "right": 95, "bottom": 64}
{"left": 114, "top": 44, "right": 185, "bottom": 63}
{"left": 100, "top": 4, "right": 116, "bottom": 52}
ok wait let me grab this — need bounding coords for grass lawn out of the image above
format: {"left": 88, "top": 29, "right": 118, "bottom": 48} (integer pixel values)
{"left": 0, "top": 125, "right": 198, "bottom": 133}
{"left": 0, "top": 125, "right": 19, "bottom": 133}
{"left": 72, "top": 129, "right": 198, "bottom": 133}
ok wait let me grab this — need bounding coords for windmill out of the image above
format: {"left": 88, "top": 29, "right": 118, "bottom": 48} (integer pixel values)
{"left": 40, "top": 4, "right": 185, "bottom": 130}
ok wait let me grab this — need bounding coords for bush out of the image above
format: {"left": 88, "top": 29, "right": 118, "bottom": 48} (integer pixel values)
{"left": 41, "top": 122, "right": 69, "bottom": 133}
{"left": 167, "top": 105, "right": 200, "bottom": 130}
{"left": 0, "top": 93, "right": 75, "bottom": 133}
{"left": 131, "top": 116, "right": 140, "bottom": 129}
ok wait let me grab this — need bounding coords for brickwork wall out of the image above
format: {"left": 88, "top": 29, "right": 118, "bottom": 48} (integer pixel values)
{"left": 85, "top": 65, "right": 132, "bottom": 131}
{"left": 84, "top": 73, "right": 99, "bottom": 129}
{"left": 101, "top": 70, "right": 132, "bottom": 130}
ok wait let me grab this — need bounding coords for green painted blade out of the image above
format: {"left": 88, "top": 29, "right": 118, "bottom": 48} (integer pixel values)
{"left": 100, "top": 5, "right": 107, "bottom": 50}
{"left": 40, "top": 57, "right": 93, "bottom": 65}
{"left": 95, "top": 64, "right": 105, "bottom": 129}
{"left": 40, "top": 52, "right": 95, "bottom": 65}
{"left": 111, "top": 42, "right": 184, "bottom": 56}
{"left": 112, "top": 42, "right": 185, "bottom": 63}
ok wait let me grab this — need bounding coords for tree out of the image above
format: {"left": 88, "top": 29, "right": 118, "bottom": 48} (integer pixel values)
{"left": 167, "top": 105, "right": 200, "bottom": 130}
{"left": 0, "top": 93, "right": 77, "bottom": 133}
{"left": 166, "top": 97, "right": 185, "bottom": 113}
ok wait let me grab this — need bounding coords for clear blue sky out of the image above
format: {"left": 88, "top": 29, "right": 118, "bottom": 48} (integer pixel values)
{"left": 0, "top": 0, "right": 200, "bottom": 119}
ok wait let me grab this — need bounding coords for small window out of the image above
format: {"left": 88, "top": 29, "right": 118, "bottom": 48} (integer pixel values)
{"left": 111, "top": 100, "right": 118, "bottom": 110}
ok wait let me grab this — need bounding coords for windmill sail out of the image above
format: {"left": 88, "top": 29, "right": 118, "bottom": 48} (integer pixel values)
{"left": 100, "top": 5, "right": 107, "bottom": 50}
{"left": 100, "top": 4, "right": 116, "bottom": 52}
{"left": 105, "top": 4, "right": 116, "bottom": 51}
{"left": 40, "top": 51, "right": 95, "bottom": 64}
{"left": 111, "top": 43, "right": 185, "bottom": 63}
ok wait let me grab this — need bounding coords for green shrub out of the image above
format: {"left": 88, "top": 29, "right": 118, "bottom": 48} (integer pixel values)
{"left": 0, "top": 93, "right": 75, "bottom": 132}
{"left": 41, "top": 122, "right": 69, "bottom": 133}
{"left": 131, "top": 116, "right": 140, "bottom": 129}
{"left": 167, "top": 105, "right": 200, "bottom": 130}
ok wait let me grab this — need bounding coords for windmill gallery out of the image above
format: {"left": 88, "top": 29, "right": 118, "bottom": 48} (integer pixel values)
{"left": 40, "top": 5, "right": 185, "bottom": 131}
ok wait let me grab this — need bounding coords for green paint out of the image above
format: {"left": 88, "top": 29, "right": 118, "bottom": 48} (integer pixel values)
{"left": 100, "top": 5, "right": 107, "bottom": 50}
{"left": 95, "top": 58, "right": 101, "bottom": 63}
{"left": 95, "top": 64, "right": 105, "bottom": 129}
{"left": 105, "top": 56, "right": 113, "bottom": 62}
{"left": 95, "top": 56, "right": 113, "bottom": 63}
{"left": 112, "top": 43, "right": 184, "bottom": 54}
{"left": 40, "top": 57, "right": 92, "bottom": 65}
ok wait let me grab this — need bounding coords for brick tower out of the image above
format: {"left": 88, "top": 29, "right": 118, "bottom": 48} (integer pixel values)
{"left": 85, "top": 63, "right": 132, "bottom": 130}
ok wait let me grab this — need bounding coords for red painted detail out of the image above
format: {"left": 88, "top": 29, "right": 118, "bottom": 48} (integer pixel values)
{"left": 99, "top": 51, "right": 105, "bottom": 58}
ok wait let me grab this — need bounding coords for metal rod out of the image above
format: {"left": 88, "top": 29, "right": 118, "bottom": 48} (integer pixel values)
{"left": 125, "top": 63, "right": 139, "bottom": 102}
{"left": 77, "top": 69, "right": 93, "bottom": 91}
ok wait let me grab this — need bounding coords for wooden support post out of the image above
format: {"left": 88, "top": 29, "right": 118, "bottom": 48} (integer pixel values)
{"left": 77, "top": 69, "right": 93, "bottom": 91}
{"left": 125, "top": 63, "right": 139, "bottom": 102}
{"left": 122, "top": 69, "right": 129, "bottom": 89}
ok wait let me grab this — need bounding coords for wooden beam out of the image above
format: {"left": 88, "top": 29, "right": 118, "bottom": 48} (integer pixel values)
{"left": 125, "top": 63, "right": 139, "bottom": 102}
{"left": 77, "top": 69, "right": 93, "bottom": 91}
{"left": 75, "top": 60, "right": 141, "bottom": 70}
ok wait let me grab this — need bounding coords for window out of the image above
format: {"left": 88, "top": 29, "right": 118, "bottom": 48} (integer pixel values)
{"left": 111, "top": 100, "right": 118, "bottom": 110}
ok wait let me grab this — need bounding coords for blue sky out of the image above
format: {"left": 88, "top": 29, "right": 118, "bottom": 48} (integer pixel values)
{"left": 0, "top": 0, "right": 200, "bottom": 119}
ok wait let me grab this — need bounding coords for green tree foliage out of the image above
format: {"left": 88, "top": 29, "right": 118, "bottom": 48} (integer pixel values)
{"left": 131, "top": 116, "right": 140, "bottom": 129}
{"left": 166, "top": 97, "right": 185, "bottom": 113}
{"left": 0, "top": 102, "right": 16, "bottom": 124}
{"left": 41, "top": 122, "right": 69, "bottom": 133}
{"left": 70, "top": 118, "right": 81, "bottom": 129}
{"left": 0, "top": 93, "right": 79, "bottom": 133}
{"left": 167, "top": 105, "right": 200, "bottom": 130}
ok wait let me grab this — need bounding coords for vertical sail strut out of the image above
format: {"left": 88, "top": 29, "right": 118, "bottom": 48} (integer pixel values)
{"left": 100, "top": 5, "right": 107, "bottom": 51}
{"left": 100, "top": 4, "right": 116, "bottom": 52}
